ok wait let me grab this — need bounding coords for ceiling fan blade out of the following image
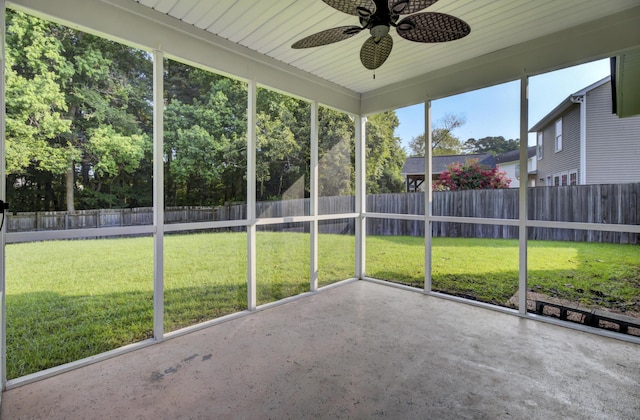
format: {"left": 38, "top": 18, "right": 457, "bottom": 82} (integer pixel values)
{"left": 292, "top": 26, "right": 363, "bottom": 49}
{"left": 396, "top": 12, "right": 470, "bottom": 43}
{"left": 360, "top": 34, "right": 393, "bottom": 70}
{"left": 322, "top": 0, "right": 376, "bottom": 16}
{"left": 389, "top": 0, "right": 438, "bottom": 15}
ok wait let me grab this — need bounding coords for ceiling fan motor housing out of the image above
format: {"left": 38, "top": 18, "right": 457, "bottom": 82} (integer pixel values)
{"left": 370, "top": 24, "right": 390, "bottom": 39}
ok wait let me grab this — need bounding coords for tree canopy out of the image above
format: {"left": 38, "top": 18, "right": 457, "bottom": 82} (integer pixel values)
{"left": 463, "top": 136, "right": 519, "bottom": 155}
{"left": 408, "top": 113, "right": 466, "bottom": 157}
{"left": 6, "top": 10, "right": 152, "bottom": 211}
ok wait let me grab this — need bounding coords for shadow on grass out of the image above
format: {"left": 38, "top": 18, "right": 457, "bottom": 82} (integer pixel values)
{"left": 8, "top": 279, "right": 313, "bottom": 380}
{"left": 164, "top": 284, "right": 248, "bottom": 332}
{"left": 371, "top": 270, "right": 521, "bottom": 305}
{"left": 8, "top": 281, "right": 289, "bottom": 380}
{"left": 7, "top": 290, "right": 154, "bottom": 380}
{"left": 257, "top": 280, "right": 310, "bottom": 306}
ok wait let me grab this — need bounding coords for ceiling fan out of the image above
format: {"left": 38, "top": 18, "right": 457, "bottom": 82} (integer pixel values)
{"left": 292, "top": 0, "right": 471, "bottom": 71}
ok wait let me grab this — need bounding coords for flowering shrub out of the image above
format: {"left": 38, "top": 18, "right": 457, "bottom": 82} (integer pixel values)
{"left": 432, "top": 159, "right": 511, "bottom": 191}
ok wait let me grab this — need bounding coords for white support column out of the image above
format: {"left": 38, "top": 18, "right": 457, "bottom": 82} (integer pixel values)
{"left": 152, "top": 50, "right": 165, "bottom": 340}
{"left": 1, "top": 0, "right": 7, "bottom": 390}
{"left": 310, "top": 101, "right": 319, "bottom": 292}
{"left": 424, "top": 100, "right": 433, "bottom": 293}
{"left": 518, "top": 75, "right": 529, "bottom": 314}
{"left": 247, "top": 79, "right": 257, "bottom": 310}
{"left": 355, "top": 115, "right": 366, "bottom": 279}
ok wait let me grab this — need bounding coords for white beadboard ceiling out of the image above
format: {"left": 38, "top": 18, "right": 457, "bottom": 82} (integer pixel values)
{"left": 8, "top": 0, "right": 640, "bottom": 114}
{"left": 131, "top": 0, "right": 639, "bottom": 93}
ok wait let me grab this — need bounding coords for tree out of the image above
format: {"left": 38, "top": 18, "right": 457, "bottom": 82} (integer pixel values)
{"left": 318, "top": 107, "right": 355, "bottom": 197}
{"left": 255, "top": 88, "right": 310, "bottom": 201}
{"left": 408, "top": 113, "right": 466, "bottom": 156}
{"left": 164, "top": 61, "right": 248, "bottom": 206}
{"left": 163, "top": 63, "right": 247, "bottom": 206}
{"left": 5, "top": 11, "right": 153, "bottom": 211}
{"left": 61, "top": 32, "right": 152, "bottom": 210}
{"left": 433, "top": 159, "right": 511, "bottom": 191}
{"left": 366, "top": 111, "right": 406, "bottom": 193}
{"left": 5, "top": 11, "right": 75, "bottom": 211}
{"left": 464, "top": 136, "right": 519, "bottom": 155}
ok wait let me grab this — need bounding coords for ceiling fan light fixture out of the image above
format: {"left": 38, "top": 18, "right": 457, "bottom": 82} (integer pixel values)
{"left": 343, "top": 26, "right": 362, "bottom": 35}
{"left": 397, "top": 21, "right": 415, "bottom": 31}
{"left": 391, "top": 0, "right": 409, "bottom": 15}
{"left": 356, "top": 6, "right": 372, "bottom": 18}
{"left": 370, "top": 24, "right": 390, "bottom": 39}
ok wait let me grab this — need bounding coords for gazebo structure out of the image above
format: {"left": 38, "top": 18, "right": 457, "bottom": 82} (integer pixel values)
{"left": 1, "top": 0, "right": 639, "bottom": 417}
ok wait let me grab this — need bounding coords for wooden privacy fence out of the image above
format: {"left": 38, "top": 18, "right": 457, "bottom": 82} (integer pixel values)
{"left": 367, "top": 183, "right": 639, "bottom": 244}
{"left": 6, "top": 183, "right": 639, "bottom": 244}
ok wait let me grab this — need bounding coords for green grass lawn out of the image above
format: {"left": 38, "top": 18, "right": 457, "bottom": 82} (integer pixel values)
{"left": 5, "top": 232, "right": 638, "bottom": 379}
{"left": 366, "top": 236, "right": 640, "bottom": 309}
{"left": 5, "top": 231, "right": 355, "bottom": 379}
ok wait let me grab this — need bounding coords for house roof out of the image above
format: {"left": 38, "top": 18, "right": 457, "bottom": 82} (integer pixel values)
{"left": 401, "top": 154, "right": 496, "bottom": 175}
{"left": 493, "top": 146, "right": 537, "bottom": 164}
{"left": 10, "top": 0, "right": 640, "bottom": 116}
{"left": 529, "top": 76, "right": 611, "bottom": 132}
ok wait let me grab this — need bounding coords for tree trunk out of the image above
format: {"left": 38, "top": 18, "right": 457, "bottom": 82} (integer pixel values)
{"left": 66, "top": 164, "right": 75, "bottom": 212}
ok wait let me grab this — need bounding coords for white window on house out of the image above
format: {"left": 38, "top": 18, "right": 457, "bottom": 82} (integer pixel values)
{"left": 537, "top": 132, "right": 543, "bottom": 160}
{"left": 561, "top": 173, "right": 568, "bottom": 186}
{"left": 555, "top": 118, "right": 563, "bottom": 152}
{"left": 554, "top": 175, "right": 560, "bottom": 186}
{"left": 569, "top": 170, "right": 578, "bottom": 186}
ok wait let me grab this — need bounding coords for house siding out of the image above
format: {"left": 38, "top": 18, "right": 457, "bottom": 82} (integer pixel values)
{"left": 535, "top": 103, "right": 581, "bottom": 185}
{"left": 499, "top": 162, "right": 519, "bottom": 188}
{"left": 499, "top": 159, "right": 537, "bottom": 188}
{"left": 585, "top": 81, "right": 640, "bottom": 184}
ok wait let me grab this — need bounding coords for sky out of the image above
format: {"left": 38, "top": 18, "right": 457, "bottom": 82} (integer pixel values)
{"left": 394, "top": 58, "right": 612, "bottom": 150}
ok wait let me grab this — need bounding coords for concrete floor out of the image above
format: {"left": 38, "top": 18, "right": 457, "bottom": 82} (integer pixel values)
{"left": 2, "top": 280, "right": 639, "bottom": 419}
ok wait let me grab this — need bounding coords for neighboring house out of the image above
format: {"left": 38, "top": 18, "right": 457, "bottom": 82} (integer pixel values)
{"left": 530, "top": 76, "right": 640, "bottom": 187}
{"left": 493, "top": 146, "right": 537, "bottom": 188}
{"left": 401, "top": 153, "right": 496, "bottom": 192}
